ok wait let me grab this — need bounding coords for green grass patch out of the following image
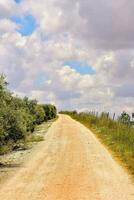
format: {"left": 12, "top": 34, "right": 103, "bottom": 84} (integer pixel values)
{"left": 62, "top": 112, "right": 134, "bottom": 177}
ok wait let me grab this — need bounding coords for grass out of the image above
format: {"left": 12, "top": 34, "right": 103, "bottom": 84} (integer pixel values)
{"left": 62, "top": 111, "right": 134, "bottom": 177}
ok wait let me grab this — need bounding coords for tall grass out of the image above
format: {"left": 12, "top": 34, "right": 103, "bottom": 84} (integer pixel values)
{"left": 62, "top": 111, "right": 134, "bottom": 176}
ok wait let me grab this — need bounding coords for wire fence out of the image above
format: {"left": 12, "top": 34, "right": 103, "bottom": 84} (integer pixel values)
{"left": 86, "top": 110, "right": 134, "bottom": 125}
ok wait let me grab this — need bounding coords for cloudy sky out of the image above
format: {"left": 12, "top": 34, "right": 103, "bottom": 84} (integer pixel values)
{"left": 0, "top": 0, "right": 134, "bottom": 114}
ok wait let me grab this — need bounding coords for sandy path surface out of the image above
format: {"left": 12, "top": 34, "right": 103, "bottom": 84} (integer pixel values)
{"left": 0, "top": 114, "right": 134, "bottom": 200}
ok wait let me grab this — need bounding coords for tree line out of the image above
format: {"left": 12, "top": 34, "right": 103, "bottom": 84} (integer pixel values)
{"left": 0, "top": 75, "right": 57, "bottom": 154}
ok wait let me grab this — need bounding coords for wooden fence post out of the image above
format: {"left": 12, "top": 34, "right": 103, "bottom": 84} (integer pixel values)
{"left": 113, "top": 113, "right": 115, "bottom": 120}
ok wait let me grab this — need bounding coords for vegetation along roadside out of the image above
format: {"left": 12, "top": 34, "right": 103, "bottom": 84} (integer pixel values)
{"left": 0, "top": 74, "right": 57, "bottom": 155}
{"left": 60, "top": 111, "right": 134, "bottom": 178}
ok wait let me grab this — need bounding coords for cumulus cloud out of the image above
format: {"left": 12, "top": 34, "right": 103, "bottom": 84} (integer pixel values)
{"left": 0, "top": 0, "right": 17, "bottom": 18}
{"left": 55, "top": 0, "right": 134, "bottom": 50}
{"left": 0, "top": 19, "right": 17, "bottom": 35}
{"left": 0, "top": 0, "right": 134, "bottom": 114}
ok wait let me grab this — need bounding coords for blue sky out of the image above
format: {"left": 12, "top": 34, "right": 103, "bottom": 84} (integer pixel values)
{"left": 15, "top": 0, "right": 22, "bottom": 4}
{"left": 11, "top": 14, "right": 37, "bottom": 36}
{"left": 64, "top": 60, "right": 96, "bottom": 75}
{"left": 1, "top": 0, "right": 133, "bottom": 113}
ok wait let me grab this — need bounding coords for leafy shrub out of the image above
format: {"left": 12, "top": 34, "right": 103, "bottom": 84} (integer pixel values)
{"left": 43, "top": 104, "right": 57, "bottom": 120}
{"left": 34, "top": 105, "right": 45, "bottom": 124}
{"left": 118, "top": 111, "right": 131, "bottom": 125}
{"left": 0, "top": 75, "right": 57, "bottom": 154}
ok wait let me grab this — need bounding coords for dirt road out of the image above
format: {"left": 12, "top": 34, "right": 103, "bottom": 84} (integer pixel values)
{"left": 0, "top": 115, "right": 134, "bottom": 200}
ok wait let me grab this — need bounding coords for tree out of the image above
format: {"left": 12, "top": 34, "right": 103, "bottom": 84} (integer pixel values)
{"left": 0, "top": 74, "right": 57, "bottom": 154}
{"left": 34, "top": 105, "right": 45, "bottom": 124}
{"left": 118, "top": 111, "right": 131, "bottom": 125}
{"left": 0, "top": 75, "right": 11, "bottom": 106}
{"left": 43, "top": 104, "right": 57, "bottom": 120}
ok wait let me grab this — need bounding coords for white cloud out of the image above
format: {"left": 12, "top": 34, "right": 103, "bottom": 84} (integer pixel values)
{"left": 0, "top": 19, "right": 17, "bottom": 35}
{"left": 0, "top": 0, "right": 17, "bottom": 18}
{"left": 0, "top": 0, "right": 134, "bottom": 114}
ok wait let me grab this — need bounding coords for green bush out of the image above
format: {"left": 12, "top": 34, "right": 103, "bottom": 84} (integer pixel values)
{"left": 34, "top": 105, "right": 45, "bottom": 124}
{"left": 118, "top": 111, "right": 131, "bottom": 125}
{"left": 2, "top": 108, "right": 27, "bottom": 142}
{"left": 0, "top": 75, "right": 57, "bottom": 154}
{"left": 43, "top": 104, "right": 57, "bottom": 120}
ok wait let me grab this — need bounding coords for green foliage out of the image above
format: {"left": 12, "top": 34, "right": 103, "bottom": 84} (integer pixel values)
{"left": 34, "top": 105, "right": 45, "bottom": 124}
{"left": 0, "top": 75, "right": 57, "bottom": 154}
{"left": 43, "top": 104, "right": 57, "bottom": 120}
{"left": 62, "top": 111, "right": 134, "bottom": 176}
{"left": 118, "top": 111, "right": 131, "bottom": 125}
{"left": 2, "top": 108, "right": 27, "bottom": 142}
